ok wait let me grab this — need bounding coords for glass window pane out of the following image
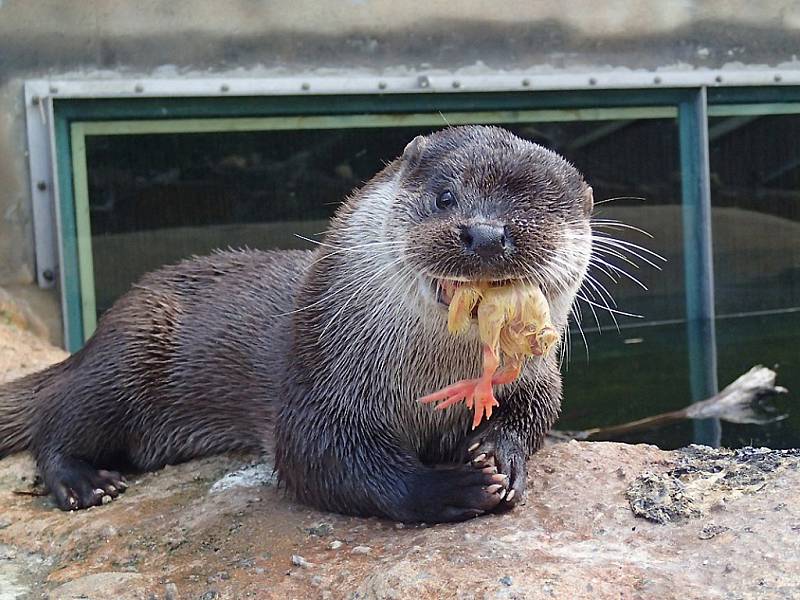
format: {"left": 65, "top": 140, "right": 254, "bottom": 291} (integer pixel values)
{"left": 86, "top": 127, "right": 434, "bottom": 313}
{"left": 710, "top": 113, "right": 800, "bottom": 449}
{"left": 541, "top": 118, "right": 692, "bottom": 448}
{"left": 84, "top": 116, "right": 688, "bottom": 446}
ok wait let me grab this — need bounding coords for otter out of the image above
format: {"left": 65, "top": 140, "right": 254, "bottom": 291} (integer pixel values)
{"left": 0, "top": 126, "right": 593, "bottom": 523}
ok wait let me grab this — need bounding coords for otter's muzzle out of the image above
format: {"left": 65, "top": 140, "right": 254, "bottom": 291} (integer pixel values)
{"left": 459, "top": 223, "right": 513, "bottom": 260}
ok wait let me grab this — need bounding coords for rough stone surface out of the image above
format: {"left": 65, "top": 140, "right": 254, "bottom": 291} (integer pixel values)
{"left": 1, "top": 321, "right": 799, "bottom": 599}
{"left": 49, "top": 573, "right": 148, "bottom": 600}
{"left": 627, "top": 444, "right": 800, "bottom": 524}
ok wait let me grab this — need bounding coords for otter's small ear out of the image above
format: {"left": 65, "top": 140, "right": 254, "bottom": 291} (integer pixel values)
{"left": 400, "top": 135, "right": 427, "bottom": 171}
{"left": 583, "top": 185, "right": 594, "bottom": 216}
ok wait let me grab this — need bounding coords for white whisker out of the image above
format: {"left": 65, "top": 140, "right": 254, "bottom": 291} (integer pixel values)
{"left": 576, "top": 293, "right": 643, "bottom": 319}
{"left": 589, "top": 257, "right": 648, "bottom": 290}
{"left": 592, "top": 244, "right": 644, "bottom": 271}
{"left": 593, "top": 195, "right": 646, "bottom": 206}
{"left": 592, "top": 233, "right": 666, "bottom": 262}
{"left": 590, "top": 220, "right": 654, "bottom": 239}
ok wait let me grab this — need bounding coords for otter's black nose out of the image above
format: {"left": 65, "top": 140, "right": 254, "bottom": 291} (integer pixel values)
{"left": 459, "top": 223, "right": 512, "bottom": 259}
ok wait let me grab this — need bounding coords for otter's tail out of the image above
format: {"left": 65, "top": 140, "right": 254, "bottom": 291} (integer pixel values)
{"left": 0, "top": 368, "right": 52, "bottom": 457}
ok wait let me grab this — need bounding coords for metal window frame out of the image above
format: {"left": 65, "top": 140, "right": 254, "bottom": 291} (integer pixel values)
{"left": 32, "top": 83, "right": 693, "bottom": 351}
{"left": 26, "top": 80, "right": 699, "bottom": 300}
{"left": 679, "top": 88, "right": 720, "bottom": 446}
{"left": 23, "top": 74, "right": 800, "bottom": 447}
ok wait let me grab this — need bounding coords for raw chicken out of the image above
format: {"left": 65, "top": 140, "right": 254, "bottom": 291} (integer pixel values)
{"left": 420, "top": 281, "right": 558, "bottom": 428}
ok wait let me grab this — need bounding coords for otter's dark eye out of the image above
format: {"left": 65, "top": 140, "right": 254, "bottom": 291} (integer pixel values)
{"left": 435, "top": 190, "right": 456, "bottom": 211}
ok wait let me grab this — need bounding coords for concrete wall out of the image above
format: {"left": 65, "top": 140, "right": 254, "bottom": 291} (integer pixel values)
{"left": 2, "top": 0, "right": 800, "bottom": 338}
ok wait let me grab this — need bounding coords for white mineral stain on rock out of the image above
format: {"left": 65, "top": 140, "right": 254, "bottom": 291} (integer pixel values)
{"left": 0, "top": 563, "right": 29, "bottom": 600}
{"left": 0, "top": 545, "right": 48, "bottom": 600}
{"left": 209, "top": 462, "right": 277, "bottom": 493}
{"left": 50, "top": 573, "right": 146, "bottom": 600}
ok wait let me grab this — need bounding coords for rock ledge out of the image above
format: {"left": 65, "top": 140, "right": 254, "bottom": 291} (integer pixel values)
{"left": 0, "top": 321, "right": 798, "bottom": 599}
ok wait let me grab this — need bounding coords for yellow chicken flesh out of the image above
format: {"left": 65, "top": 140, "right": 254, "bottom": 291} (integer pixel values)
{"left": 420, "top": 281, "right": 558, "bottom": 428}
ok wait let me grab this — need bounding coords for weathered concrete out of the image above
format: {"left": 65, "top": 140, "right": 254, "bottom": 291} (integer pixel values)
{"left": 0, "top": 320, "right": 799, "bottom": 599}
{"left": 0, "top": 306, "right": 66, "bottom": 383}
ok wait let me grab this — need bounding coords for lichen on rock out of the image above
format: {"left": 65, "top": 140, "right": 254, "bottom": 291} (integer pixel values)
{"left": 627, "top": 444, "right": 800, "bottom": 524}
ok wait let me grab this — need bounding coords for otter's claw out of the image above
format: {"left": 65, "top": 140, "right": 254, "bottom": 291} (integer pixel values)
{"left": 47, "top": 457, "right": 128, "bottom": 511}
{"left": 465, "top": 428, "right": 527, "bottom": 509}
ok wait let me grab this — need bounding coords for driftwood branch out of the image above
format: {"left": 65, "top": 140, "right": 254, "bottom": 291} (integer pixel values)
{"left": 552, "top": 365, "right": 789, "bottom": 442}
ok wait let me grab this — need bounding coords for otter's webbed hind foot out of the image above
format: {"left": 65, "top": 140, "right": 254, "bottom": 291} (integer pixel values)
{"left": 44, "top": 456, "right": 128, "bottom": 510}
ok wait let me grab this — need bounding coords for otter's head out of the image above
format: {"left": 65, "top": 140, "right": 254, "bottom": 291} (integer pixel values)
{"left": 387, "top": 125, "right": 593, "bottom": 325}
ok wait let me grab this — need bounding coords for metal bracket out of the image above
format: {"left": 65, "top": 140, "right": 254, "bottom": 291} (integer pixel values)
{"left": 23, "top": 81, "right": 58, "bottom": 289}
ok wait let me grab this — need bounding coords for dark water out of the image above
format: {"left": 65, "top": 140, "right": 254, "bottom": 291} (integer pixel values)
{"left": 561, "top": 311, "right": 799, "bottom": 450}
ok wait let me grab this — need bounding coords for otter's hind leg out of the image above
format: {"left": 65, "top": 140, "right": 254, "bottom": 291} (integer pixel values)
{"left": 29, "top": 336, "right": 156, "bottom": 510}
{"left": 34, "top": 431, "right": 131, "bottom": 511}
{"left": 31, "top": 374, "right": 134, "bottom": 510}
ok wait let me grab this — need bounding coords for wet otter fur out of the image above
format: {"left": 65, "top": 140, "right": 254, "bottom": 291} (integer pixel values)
{"left": 0, "top": 126, "right": 593, "bottom": 522}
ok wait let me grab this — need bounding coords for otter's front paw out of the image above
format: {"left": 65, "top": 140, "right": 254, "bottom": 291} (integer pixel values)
{"left": 398, "top": 464, "right": 508, "bottom": 523}
{"left": 465, "top": 428, "right": 527, "bottom": 510}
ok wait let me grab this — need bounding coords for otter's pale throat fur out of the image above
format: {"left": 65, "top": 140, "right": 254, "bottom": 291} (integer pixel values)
{"left": 0, "top": 126, "right": 593, "bottom": 523}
